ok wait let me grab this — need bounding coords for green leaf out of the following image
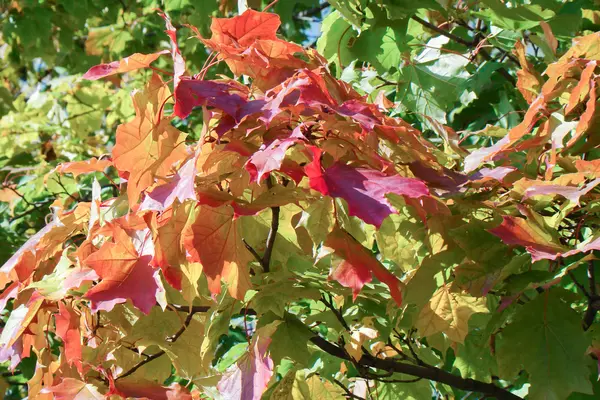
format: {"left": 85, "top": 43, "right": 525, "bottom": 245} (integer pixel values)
{"left": 479, "top": 0, "right": 555, "bottom": 30}
{"left": 269, "top": 313, "right": 314, "bottom": 366}
{"left": 373, "top": 378, "right": 433, "bottom": 400}
{"left": 497, "top": 291, "right": 593, "bottom": 400}
{"left": 454, "top": 322, "right": 498, "bottom": 382}
{"left": 353, "top": 23, "right": 408, "bottom": 73}
{"left": 394, "top": 37, "right": 476, "bottom": 123}
{"left": 376, "top": 209, "right": 426, "bottom": 272}
{"left": 317, "top": 11, "right": 358, "bottom": 73}
{"left": 298, "top": 197, "right": 335, "bottom": 250}
{"left": 327, "top": 0, "right": 366, "bottom": 27}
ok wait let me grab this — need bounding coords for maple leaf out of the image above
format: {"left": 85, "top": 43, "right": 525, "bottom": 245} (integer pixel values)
{"left": 84, "top": 226, "right": 158, "bottom": 314}
{"left": 324, "top": 228, "right": 403, "bottom": 306}
{"left": 0, "top": 295, "right": 44, "bottom": 350}
{"left": 496, "top": 292, "right": 592, "bottom": 399}
{"left": 464, "top": 96, "right": 546, "bottom": 172}
{"left": 305, "top": 148, "right": 429, "bottom": 227}
{"left": 0, "top": 221, "right": 56, "bottom": 278}
{"left": 113, "top": 74, "right": 187, "bottom": 207}
{"left": 140, "top": 151, "right": 198, "bottom": 212}
{"left": 344, "top": 318, "right": 379, "bottom": 361}
{"left": 48, "top": 158, "right": 113, "bottom": 179}
{"left": 207, "top": 9, "right": 280, "bottom": 46}
{"left": 182, "top": 204, "right": 252, "bottom": 300}
{"left": 159, "top": 12, "right": 185, "bottom": 89}
{"left": 517, "top": 177, "right": 600, "bottom": 205}
{"left": 245, "top": 125, "right": 306, "bottom": 183}
{"left": 514, "top": 41, "right": 542, "bottom": 103}
{"left": 217, "top": 334, "right": 274, "bottom": 400}
{"left": 82, "top": 51, "right": 168, "bottom": 80}
{"left": 488, "top": 215, "right": 568, "bottom": 261}
{"left": 201, "top": 9, "right": 305, "bottom": 89}
{"left": 54, "top": 303, "right": 82, "bottom": 366}
{"left": 173, "top": 77, "right": 265, "bottom": 121}
{"left": 148, "top": 202, "right": 195, "bottom": 289}
{"left": 566, "top": 60, "right": 597, "bottom": 115}
{"left": 45, "top": 378, "right": 103, "bottom": 400}
{"left": 569, "top": 79, "right": 597, "bottom": 147}
{"left": 415, "top": 284, "right": 488, "bottom": 343}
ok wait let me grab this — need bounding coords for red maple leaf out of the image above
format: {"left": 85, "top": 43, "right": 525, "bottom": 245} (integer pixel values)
{"left": 325, "top": 228, "right": 403, "bottom": 306}
{"left": 84, "top": 226, "right": 158, "bottom": 314}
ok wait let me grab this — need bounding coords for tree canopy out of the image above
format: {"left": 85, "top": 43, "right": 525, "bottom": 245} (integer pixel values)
{"left": 1, "top": 0, "right": 600, "bottom": 399}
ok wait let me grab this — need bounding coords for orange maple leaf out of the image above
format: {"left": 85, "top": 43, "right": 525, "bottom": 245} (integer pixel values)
{"left": 112, "top": 74, "right": 188, "bottom": 207}
{"left": 182, "top": 204, "right": 252, "bottom": 300}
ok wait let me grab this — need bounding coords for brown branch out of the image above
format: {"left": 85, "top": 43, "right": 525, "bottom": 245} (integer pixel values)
{"left": 308, "top": 336, "right": 522, "bottom": 400}
{"left": 9, "top": 200, "right": 54, "bottom": 222}
{"left": 262, "top": 178, "right": 279, "bottom": 272}
{"left": 167, "top": 303, "right": 256, "bottom": 316}
{"left": 242, "top": 238, "right": 263, "bottom": 265}
{"left": 242, "top": 179, "right": 279, "bottom": 273}
{"left": 411, "top": 15, "right": 475, "bottom": 47}
{"left": 117, "top": 350, "right": 165, "bottom": 380}
{"left": 321, "top": 293, "right": 350, "bottom": 331}
{"left": 569, "top": 270, "right": 590, "bottom": 298}
{"left": 589, "top": 260, "right": 596, "bottom": 296}
{"left": 332, "top": 379, "right": 365, "bottom": 400}
{"left": 582, "top": 261, "right": 600, "bottom": 331}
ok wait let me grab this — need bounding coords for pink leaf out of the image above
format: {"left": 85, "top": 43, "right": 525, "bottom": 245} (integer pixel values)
{"left": 245, "top": 126, "right": 306, "bottom": 183}
{"left": 82, "top": 51, "right": 168, "bottom": 80}
{"left": 521, "top": 177, "right": 600, "bottom": 206}
{"left": 217, "top": 336, "right": 274, "bottom": 400}
{"left": 159, "top": 12, "right": 185, "bottom": 89}
{"left": 305, "top": 148, "right": 429, "bottom": 227}
{"left": 174, "top": 78, "right": 265, "bottom": 120}
{"left": 488, "top": 216, "right": 567, "bottom": 262}
{"left": 141, "top": 154, "right": 199, "bottom": 212}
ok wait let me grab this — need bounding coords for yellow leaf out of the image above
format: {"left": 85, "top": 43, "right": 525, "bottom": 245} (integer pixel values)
{"left": 415, "top": 285, "right": 488, "bottom": 343}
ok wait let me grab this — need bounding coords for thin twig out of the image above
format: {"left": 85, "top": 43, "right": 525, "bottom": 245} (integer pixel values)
{"left": 118, "top": 350, "right": 165, "bottom": 380}
{"left": 321, "top": 293, "right": 350, "bottom": 331}
{"left": 569, "top": 270, "right": 591, "bottom": 298}
{"left": 411, "top": 15, "right": 516, "bottom": 85}
{"left": 411, "top": 15, "right": 474, "bottom": 47}
{"left": 262, "top": 178, "right": 279, "bottom": 273}
{"left": 395, "top": 329, "right": 426, "bottom": 366}
{"left": 588, "top": 260, "right": 597, "bottom": 296}
{"left": 332, "top": 379, "right": 366, "bottom": 400}
{"left": 242, "top": 238, "right": 263, "bottom": 265}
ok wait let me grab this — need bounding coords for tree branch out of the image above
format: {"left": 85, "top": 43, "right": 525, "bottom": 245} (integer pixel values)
{"left": 321, "top": 293, "right": 350, "bottom": 331}
{"left": 569, "top": 270, "right": 590, "bottom": 298}
{"left": 332, "top": 378, "right": 365, "bottom": 400}
{"left": 411, "top": 15, "right": 475, "bottom": 47}
{"left": 167, "top": 303, "right": 256, "bottom": 316}
{"left": 308, "top": 336, "right": 521, "bottom": 400}
{"left": 262, "top": 178, "right": 279, "bottom": 272}
{"left": 117, "top": 350, "right": 165, "bottom": 380}
{"left": 588, "top": 260, "right": 596, "bottom": 296}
